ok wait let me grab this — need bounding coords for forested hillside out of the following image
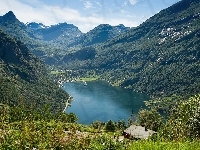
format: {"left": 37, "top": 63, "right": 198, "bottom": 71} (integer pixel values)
{"left": 62, "top": 0, "right": 200, "bottom": 98}
{"left": 0, "top": 11, "right": 130, "bottom": 66}
{"left": 0, "top": 11, "right": 63, "bottom": 64}
{"left": 0, "top": 29, "right": 69, "bottom": 112}
{"left": 0, "top": 0, "right": 200, "bottom": 148}
{"left": 65, "top": 24, "right": 130, "bottom": 48}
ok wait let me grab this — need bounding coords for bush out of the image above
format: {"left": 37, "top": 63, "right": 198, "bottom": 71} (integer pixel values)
{"left": 161, "top": 94, "right": 200, "bottom": 140}
{"left": 138, "top": 109, "right": 163, "bottom": 131}
{"left": 105, "top": 120, "right": 115, "bottom": 132}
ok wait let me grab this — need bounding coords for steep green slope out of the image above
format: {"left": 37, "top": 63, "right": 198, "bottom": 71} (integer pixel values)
{"left": 65, "top": 24, "right": 130, "bottom": 48}
{"left": 0, "top": 11, "right": 65, "bottom": 65}
{"left": 0, "top": 29, "right": 69, "bottom": 111}
{"left": 62, "top": 0, "right": 200, "bottom": 97}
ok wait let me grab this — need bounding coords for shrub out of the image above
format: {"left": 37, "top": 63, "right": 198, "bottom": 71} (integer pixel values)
{"left": 137, "top": 109, "right": 163, "bottom": 131}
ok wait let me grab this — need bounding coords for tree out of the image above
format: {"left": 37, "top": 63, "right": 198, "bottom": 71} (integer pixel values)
{"left": 137, "top": 109, "right": 163, "bottom": 131}
{"left": 91, "top": 120, "right": 105, "bottom": 132}
{"left": 117, "top": 120, "right": 126, "bottom": 130}
{"left": 105, "top": 120, "right": 115, "bottom": 131}
{"left": 162, "top": 94, "right": 200, "bottom": 139}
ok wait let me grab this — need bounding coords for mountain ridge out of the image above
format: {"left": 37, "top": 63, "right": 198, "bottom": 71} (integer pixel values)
{"left": 61, "top": 0, "right": 200, "bottom": 98}
{"left": 65, "top": 23, "right": 130, "bottom": 48}
{"left": 0, "top": 11, "right": 130, "bottom": 65}
{"left": 0, "top": 29, "right": 69, "bottom": 111}
{"left": 28, "top": 22, "right": 83, "bottom": 41}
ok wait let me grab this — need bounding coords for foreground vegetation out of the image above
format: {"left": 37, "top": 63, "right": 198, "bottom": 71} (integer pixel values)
{"left": 128, "top": 140, "right": 200, "bottom": 150}
{"left": 0, "top": 94, "right": 199, "bottom": 149}
{"left": 0, "top": 1, "right": 199, "bottom": 149}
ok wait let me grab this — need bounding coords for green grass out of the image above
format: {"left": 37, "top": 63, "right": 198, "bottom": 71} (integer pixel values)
{"left": 128, "top": 140, "right": 200, "bottom": 150}
{"left": 1, "top": 118, "right": 200, "bottom": 149}
{"left": 77, "top": 76, "right": 99, "bottom": 82}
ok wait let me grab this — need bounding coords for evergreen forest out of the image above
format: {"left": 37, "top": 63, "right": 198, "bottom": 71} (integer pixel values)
{"left": 0, "top": 0, "right": 200, "bottom": 149}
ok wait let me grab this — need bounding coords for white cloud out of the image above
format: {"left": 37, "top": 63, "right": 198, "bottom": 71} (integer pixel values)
{"left": 0, "top": 0, "right": 139, "bottom": 33}
{"left": 120, "top": 10, "right": 125, "bottom": 14}
{"left": 95, "top": 1, "right": 102, "bottom": 7}
{"left": 0, "top": 0, "right": 96, "bottom": 32}
{"left": 84, "top": 1, "right": 93, "bottom": 10}
{"left": 123, "top": 2, "right": 128, "bottom": 6}
{"left": 107, "top": 18, "right": 139, "bottom": 28}
{"left": 129, "top": 0, "right": 137, "bottom": 5}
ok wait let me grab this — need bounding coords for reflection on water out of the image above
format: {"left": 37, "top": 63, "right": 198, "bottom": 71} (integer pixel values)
{"left": 63, "top": 81, "right": 149, "bottom": 124}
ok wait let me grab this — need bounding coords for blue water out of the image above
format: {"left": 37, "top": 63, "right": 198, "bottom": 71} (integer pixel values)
{"left": 63, "top": 81, "right": 149, "bottom": 124}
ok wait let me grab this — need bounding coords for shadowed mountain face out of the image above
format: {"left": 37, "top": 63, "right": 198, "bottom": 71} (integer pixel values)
{"left": 0, "top": 11, "right": 36, "bottom": 40}
{"left": 0, "top": 11, "right": 17, "bottom": 22}
{"left": 0, "top": 29, "right": 69, "bottom": 111}
{"left": 0, "top": 11, "right": 83, "bottom": 64}
{"left": 0, "top": 11, "right": 129, "bottom": 65}
{"left": 26, "top": 22, "right": 47, "bottom": 29}
{"left": 0, "top": 11, "right": 83, "bottom": 42}
{"left": 65, "top": 24, "right": 130, "bottom": 48}
{"left": 0, "top": 11, "right": 55, "bottom": 63}
{"left": 0, "top": 29, "right": 42, "bottom": 81}
{"left": 27, "top": 22, "right": 83, "bottom": 41}
{"left": 62, "top": 0, "right": 200, "bottom": 97}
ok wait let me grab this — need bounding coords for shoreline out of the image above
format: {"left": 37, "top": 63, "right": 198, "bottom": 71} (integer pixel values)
{"left": 63, "top": 95, "right": 73, "bottom": 112}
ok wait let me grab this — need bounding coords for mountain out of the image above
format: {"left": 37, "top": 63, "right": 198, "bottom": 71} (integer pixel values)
{"left": 0, "top": 11, "right": 17, "bottom": 22}
{"left": 27, "top": 22, "right": 83, "bottom": 41}
{"left": 62, "top": 47, "right": 96, "bottom": 63}
{"left": 65, "top": 24, "right": 130, "bottom": 48}
{"left": 0, "top": 12, "right": 82, "bottom": 65}
{"left": 0, "top": 11, "right": 55, "bottom": 61}
{"left": 0, "top": 11, "right": 35, "bottom": 41}
{"left": 0, "top": 11, "right": 130, "bottom": 65}
{"left": 26, "top": 22, "right": 48, "bottom": 29}
{"left": 0, "top": 12, "right": 71, "bottom": 64}
{"left": 0, "top": 29, "right": 69, "bottom": 111}
{"left": 62, "top": 0, "right": 200, "bottom": 98}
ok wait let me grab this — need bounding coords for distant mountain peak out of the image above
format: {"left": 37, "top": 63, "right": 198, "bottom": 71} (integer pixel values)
{"left": 94, "top": 24, "right": 112, "bottom": 30}
{"left": 116, "top": 24, "right": 125, "bottom": 27}
{"left": 65, "top": 23, "right": 130, "bottom": 48}
{"left": 98, "top": 24, "right": 111, "bottom": 27}
{"left": 3, "top": 11, "right": 17, "bottom": 20}
{"left": 5, "top": 11, "right": 15, "bottom": 16}
{"left": 95, "top": 24, "right": 128, "bottom": 30}
{"left": 26, "top": 22, "right": 48, "bottom": 29}
{"left": 51, "top": 22, "right": 79, "bottom": 30}
{"left": 25, "top": 21, "right": 83, "bottom": 41}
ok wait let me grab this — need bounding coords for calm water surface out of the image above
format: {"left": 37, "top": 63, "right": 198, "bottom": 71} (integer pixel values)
{"left": 63, "top": 81, "right": 149, "bottom": 124}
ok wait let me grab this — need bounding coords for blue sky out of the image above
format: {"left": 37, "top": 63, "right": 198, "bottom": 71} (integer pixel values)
{"left": 0, "top": 0, "right": 180, "bottom": 33}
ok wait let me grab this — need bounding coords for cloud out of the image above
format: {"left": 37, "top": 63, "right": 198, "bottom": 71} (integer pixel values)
{"left": 123, "top": 2, "right": 128, "bottom": 6}
{"left": 95, "top": 1, "right": 102, "bottom": 7}
{"left": 84, "top": 1, "right": 93, "bottom": 10}
{"left": 129, "top": 0, "right": 137, "bottom": 5}
{"left": 0, "top": 0, "right": 95, "bottom": 32}
{"left": 107, "top": 18, "right": 139, "bottom": 28}
{"left": 0, "top": 0, "right": 139, "bottom": 33}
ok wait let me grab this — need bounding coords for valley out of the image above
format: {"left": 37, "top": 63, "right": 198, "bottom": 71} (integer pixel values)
{"left": 0, "top": 0, "right": 200, "bottom": 149}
